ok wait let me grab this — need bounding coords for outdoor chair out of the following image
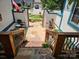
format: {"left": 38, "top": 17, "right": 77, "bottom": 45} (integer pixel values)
{"left": 15, "top": 20, "right": 26, "bottom": 28}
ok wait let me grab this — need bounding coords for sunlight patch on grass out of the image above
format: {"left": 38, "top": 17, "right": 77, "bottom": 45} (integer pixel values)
{"left": 29, "top": 14, "right": 43, "bottom": 22}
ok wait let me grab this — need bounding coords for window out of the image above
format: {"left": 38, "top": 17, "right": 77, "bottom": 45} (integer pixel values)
{"left": 71, "top": 7, "right": 79, "bottom": 25}
{"left": 68, "top": 3, "right": 79, "bottom": 31}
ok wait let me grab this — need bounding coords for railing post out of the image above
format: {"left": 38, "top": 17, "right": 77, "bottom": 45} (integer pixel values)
{"left": 45, "top": 29, "right": 49, "bottom": 42}
{"left": 0, "top": 32, "right": 16, "bottom": 58}
{"left": 53, "top": 35, "right": 65, "bottom": 57}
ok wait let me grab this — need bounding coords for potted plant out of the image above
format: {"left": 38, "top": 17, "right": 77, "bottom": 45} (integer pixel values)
{"left": 42, "top": 42, "right": 49, "bottom": 48}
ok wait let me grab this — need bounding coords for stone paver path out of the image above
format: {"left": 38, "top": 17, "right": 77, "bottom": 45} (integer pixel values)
{"left": 25, "top": 22, "right": 46, "bottom": 47}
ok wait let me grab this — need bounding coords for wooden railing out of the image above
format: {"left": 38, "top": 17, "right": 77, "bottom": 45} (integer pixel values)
{"left": 45, "top": 30, "right": 79, "bottom": 57}
{"left": 0, "top": 28, "right": 24, "bottom": 58}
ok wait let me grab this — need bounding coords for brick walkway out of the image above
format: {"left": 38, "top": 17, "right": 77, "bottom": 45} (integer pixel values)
{"left": 25, "top": 22, "right": 46, "bottom": 47}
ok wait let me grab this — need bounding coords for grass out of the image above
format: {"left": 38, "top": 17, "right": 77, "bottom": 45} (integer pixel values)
{"left": 29, "top": 14, "right": 43, "bottom": 22}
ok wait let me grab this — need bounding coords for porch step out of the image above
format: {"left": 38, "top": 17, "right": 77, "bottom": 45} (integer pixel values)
{"left": 57, "top": 50, "right": 79, "bottom": 58}
{"left": 61, "top": 49, "right": 79, "bottom": 54}
{"left": 0, "top": 50, "right": 6, "bottom": 59}
{"left": 14, "top": 48, "right": 53, "bottom": 59}
{"left": 25, "top": 41, "right": 44, "bottom": 48}
{"left": 0, "top": 50, "right": 5, "bottom": 55}
{"left": 0, "top": 55, "right": 6, "bottom": 58}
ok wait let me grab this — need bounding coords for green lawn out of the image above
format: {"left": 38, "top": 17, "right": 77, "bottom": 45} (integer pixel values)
{"left": 29, "top": 14, "right": 43, "bottom": 22}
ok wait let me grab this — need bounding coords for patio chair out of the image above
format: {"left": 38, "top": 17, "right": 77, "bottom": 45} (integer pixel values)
{"left": 15, "top": 19, "right": 26, "bottom": 28}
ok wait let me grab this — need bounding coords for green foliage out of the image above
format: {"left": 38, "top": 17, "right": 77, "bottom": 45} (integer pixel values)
{"left": 42, "top": 43, "right": 49, "bottom": 48}
{"left": 68, "top": 0, "right": 79, "bottom": 6}
{"left": 29, "top": 14, "right": 43, "bottom": 22}
{"left": 68, "top": 0, "right": 74, "bottom": 5}
{"left": 41, "top": 0, "right": 64, "bottom": 11}
{"left": 77, "top": 0, "right": 79, "bottom": 6}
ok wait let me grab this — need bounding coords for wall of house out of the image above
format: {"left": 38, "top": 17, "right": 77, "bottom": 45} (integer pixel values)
{"left": 43, "top": 0, "right": 77, "bottom": 32}
{"left": 60, "top": 0, "right": 77, "bottom": 32}
{"left": 8, "top": 24, "right": 15, "bottom": 31}
{"left": 60, "top": 11, "right": 77, "bottom": 32}
{"left": 43, "top": 10, "right": 49, "bottom": 28}
{"left": 14, "top": 13, "right": 25, "bottom": 22}
{"left": 14, "top": 9, "right": 29, "bottom": 27}
{"left": 0, "top": 0, "right": 15, "bottom": 32}
{"left": 44, "top": 10, "right": 62, "bottom": 29}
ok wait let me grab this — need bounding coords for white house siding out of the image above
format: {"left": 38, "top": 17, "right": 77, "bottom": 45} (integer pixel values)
{"left": 55, "top": 15, "right": 61, "bottom": 27}
{"left": 43, "top": 10, "right": 56, "bottom": 28}
{"left": 14, "top": 13, "right": 25, "bottom": 22}
{"left": 43, "top": 0, "right": 77, "bottom": 32}
{"left": 60, "top": 1, "right": 77, "bottom": 32}
{"left": 43, "top": 10, "right": 49, "bottom": 28}
{"left": 60, "top": 11, "right": 77, "bottom": 32}
{"left": 8, "top": 24, "right": 15, "bottom": 31}
{"left": 0, "top": 0, "right": 15, "bottom": 31}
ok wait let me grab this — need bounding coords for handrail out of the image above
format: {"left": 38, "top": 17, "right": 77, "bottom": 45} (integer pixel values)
{"left": 46, "top": 30, "right": 79, "bottom": 57}
{"left": 0, "top": 28, "right": 25, "bottom": 58}
{"left": 46, "top": 30, "right": 79, "bottom": 36}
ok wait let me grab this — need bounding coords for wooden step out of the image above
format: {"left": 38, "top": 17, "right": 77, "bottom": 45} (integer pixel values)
{"left": 0, "top": 50, "right": 7, "bottom": 59}
{"left": 0, "top": 56, "right": 6, "bottom": 59}
{"left": 0, "top": 50, "right": 5, "bottom": 55}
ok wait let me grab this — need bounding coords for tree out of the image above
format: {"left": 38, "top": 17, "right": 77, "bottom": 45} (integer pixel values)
{"left": 41, "top": 0, "right": 64, "bottom": 11}
{"left": 41, "top": 0, "right": 65, "bottom": 30}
